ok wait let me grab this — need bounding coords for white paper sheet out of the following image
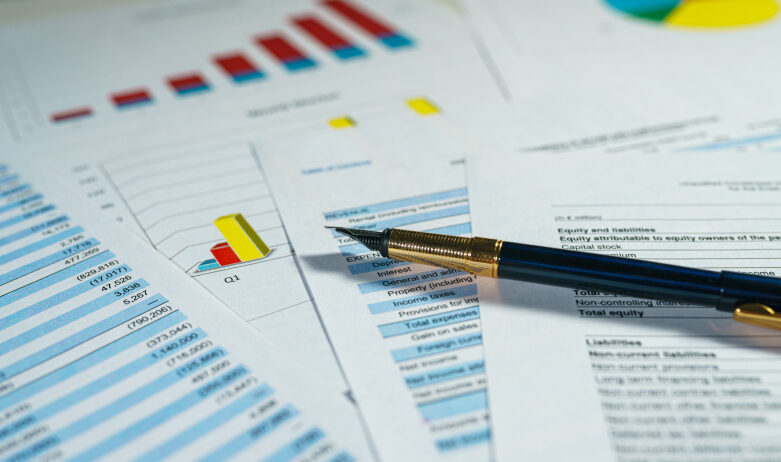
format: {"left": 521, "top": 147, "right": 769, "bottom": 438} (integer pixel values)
{"left": 256, "top": 105, "right": 497, "bottom": 461}
{"left": 468, "top": 149, "right": 781, "bottom": 461}
{"left": 461, "top": 0, "right": 781, "bottom": 106}
{"left": 0, "top": 159, "right": 374, "bottom": 461}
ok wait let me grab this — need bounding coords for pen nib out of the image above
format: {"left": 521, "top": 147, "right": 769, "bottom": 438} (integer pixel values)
{"left": 328, "top": 226, "right": 385, "bottom": 253}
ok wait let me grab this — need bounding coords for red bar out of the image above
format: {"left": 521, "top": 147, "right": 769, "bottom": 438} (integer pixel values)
{"left": 51, "top": 107, "right": 93, "bottom": 122}
{"left": 111, "top": 88, "right": 152, "bottom": 107}
{"left": 210, "top": 242, "right": 241, "bottom": 266}
{"left": 213, "top": 53, "right": 260, "bottom": 76}
{"left": 293, "top": 15, "right": 351, "bottom": 49}
{"left": 256, "top": 34, "right": 307, "bottom": 62}
{"left": 167, "top": 73, "right": 207, "bottom": 92}
{"left": 322, "top": 0, "right": 394, "bottom": 37}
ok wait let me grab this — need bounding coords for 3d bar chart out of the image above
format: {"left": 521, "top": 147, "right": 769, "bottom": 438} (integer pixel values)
{"left": 111, "top": 88, "right": 153, "bottom": 109}
{"left": 322, "top": 0, "right": 413, "bottom": 49}
{"left": 46, "top": 0, "right": 415, "bottom": 124}
{"left": 293, "top": 15, "right": 366, "bottom": 60}
{"left": 197, "top": 213, "right": 271, "bottom": 272}
{"left": 213, "top": 53, "right": 266, "bottom": 83}
{"left": 256, "top": 34, "right": 317, "bottom": 71}
{"left": 167, "top": 73, "right": 211, "bottom": 96}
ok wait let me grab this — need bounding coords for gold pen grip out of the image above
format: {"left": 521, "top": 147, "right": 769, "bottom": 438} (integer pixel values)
{"left": 387, "top": 229, "right": 502, "bottom": 277}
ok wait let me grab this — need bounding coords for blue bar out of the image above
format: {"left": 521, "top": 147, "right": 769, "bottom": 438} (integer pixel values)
{"left": 0, "top": 311, "right": 185, "bottom": 410}
{"left": 0, "top": 250, "right": 114, "bottom": 308}
{"left": 0, "top": 226, "right": 82, "bottom": 266}
{"left": 0, "top": 294, "right": 168, "bottom": 380}
{"left": 418, "top": 390, "right": 487, "bottom": 420}
{"left": 0, "top": 279, "right": 148, "bottom": 355}
{"left": 368, "top": 284, "right": 478, "bottom": 314}
{"left": 330, "top": 206, "right": 470, "bottom": 238}
{"left": 359, "top": 268, "right": 470, "bottom": 294}
{"left": 0, "top": 215, "right": 68, "bottom": 247}
{"left": 328, "top": 452, "right": 355, "bottom": 462}
{"left": 379, "top": 306, "right": 480, "bottom": 338}
{"left": 283, "top": 58, "right": 317, "bottom": 71}
{"left": 405, "top": 360, "right": 485, "bottom": 389}
{"left": 197, "top": 259, "right": 220, "bottom": 271}
{"left": 0, "top": 264, "right": 130, "bottom": 331}
{"left": 0, "top": 204, "right": 56, "bottom": 230}
{"left": 339, "top": 242, "right": 375, "bottom": 256}
{"left": 264, "top": 427, "right": 325, "bottom": 462}
{"left": 70, "top": 365, "right": 248, "bottom": 462}
{"left": 324, "top": 188, "right": 466, "bottom": 221}
{"left": 379, "top": 33, "right": 414, "bottom": 48}
{"left": 437, "top": 428, "right": 491, "bottom": 452}
{"left": 0, "top": 174, "right": 19, "bottom": 185}
{"left": 0, "top": 239, "right": 99, "bottom": 286}
{"left": 0, "top": 184, "right": 30, "bottom": 199}
{"left": 175, "top": 85, "right": 210, "bottom": 96}
{"left": 348, "top": 257, "right": 407, "bottom": 275}
{"left": 116, "top": 99, "right": 153, "bottom": 110}
{"left": 392, "top": 333, "right": 482, "bottom": 362}
{"left": 0, "top": 194, "right": 42, "bottom": 215}
{"left": 364, "top": 206, "right": 469, "bottom": 231}
{"left": 137, "top": 384, "right": 274, "bottom": 462}
{"left": 0, "top": 328, "right": 208, "bottom": 442}
{"left": 428, "top": 222, "right": 471, "bottom": 236}
{"left": 232, "top": 71, "right": 265, "bottom": 83}
{"left": 333, "top": 46, "right": 365, "bottom": 60}
{"left": 198, "top": 404, "right": 299, "bottom": 462}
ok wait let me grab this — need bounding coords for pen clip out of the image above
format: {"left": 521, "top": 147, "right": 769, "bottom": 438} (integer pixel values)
{"left": 733, "top": 303, "right": 781, "bottom": 330}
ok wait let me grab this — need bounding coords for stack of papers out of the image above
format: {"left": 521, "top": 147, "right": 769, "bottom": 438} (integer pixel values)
{"left": 2, "top": 0, "right": 781, "bottom": 460}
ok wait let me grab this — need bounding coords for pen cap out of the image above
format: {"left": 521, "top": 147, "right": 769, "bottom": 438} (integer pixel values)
{"left": 718, "top": 271, "right": 781, "bottom": 312}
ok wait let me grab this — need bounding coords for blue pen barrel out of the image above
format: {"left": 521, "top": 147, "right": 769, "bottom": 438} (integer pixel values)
{"left": 497, "top": 242, "right": 781, "bottom": 312}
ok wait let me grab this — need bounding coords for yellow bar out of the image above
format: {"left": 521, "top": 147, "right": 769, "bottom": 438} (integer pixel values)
{"left": 213, "top": 213, "right": 270, "bottom": 261}
{"left": 328, "top": 116, "right": 355, "bottom": 129}
{"left": 406, "top": 97, "right": 439, "bottom": 116}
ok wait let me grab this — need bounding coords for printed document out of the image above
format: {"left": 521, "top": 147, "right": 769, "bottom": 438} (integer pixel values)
{"left": 0, "top": 159, "right": 373, "bottom": 460}
{"left": 257, "top": 112, "right": 492, "bottom": 461}
{"left": 468, "top": 150, "right": 781, "bottom": 461}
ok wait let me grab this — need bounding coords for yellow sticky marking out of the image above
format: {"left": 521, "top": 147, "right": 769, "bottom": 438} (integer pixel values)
{"left": 213, "top": 213, "right": 270, "bottom": 261}
{"left": 328, "top": 116, "right": 355, "bottom": 129}
{"left": 665, "top": 0, "right": 778, "bottom": 28}
{"left": 407, "top": 98, "right": 439, "bottom": 116}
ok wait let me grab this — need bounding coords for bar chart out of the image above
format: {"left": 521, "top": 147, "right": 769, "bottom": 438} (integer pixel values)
{"left": 46, "top": 0, "right": 414, "bottom": 125}
{"left": 198, "top": 213, "right": 272, "bottom": 271}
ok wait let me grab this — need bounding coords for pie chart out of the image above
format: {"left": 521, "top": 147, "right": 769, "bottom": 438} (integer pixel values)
{"left": 604, "top": 0, "right": 779, "bottom": 28}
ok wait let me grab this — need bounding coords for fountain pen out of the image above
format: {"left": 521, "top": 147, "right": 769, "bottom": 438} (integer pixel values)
{"left": 331, "top": 227, "right": 781, "bottom": 330}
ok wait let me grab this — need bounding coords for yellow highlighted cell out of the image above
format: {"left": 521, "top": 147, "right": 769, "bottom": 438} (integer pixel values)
{"left": 213, "top": 213, "right": 270, "bottom": 261}
{"left": 407, "top": 98, "right": 439, "bottom": 116}
{"left": 666, "top": 0, "right": 778, "bottom": 28}
{"left": 328, "top": 116, "right": 355, "bottom": 129}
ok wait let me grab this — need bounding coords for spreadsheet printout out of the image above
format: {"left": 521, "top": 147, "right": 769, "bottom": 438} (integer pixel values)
{"left": 257, "top": 119, "right": 491, "bottom": 461}
{"left": 0, "top": 160, "right": 373, "bottom": 461}
{"left": 467, "top": 150, "right": 781, "bottom": 461}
